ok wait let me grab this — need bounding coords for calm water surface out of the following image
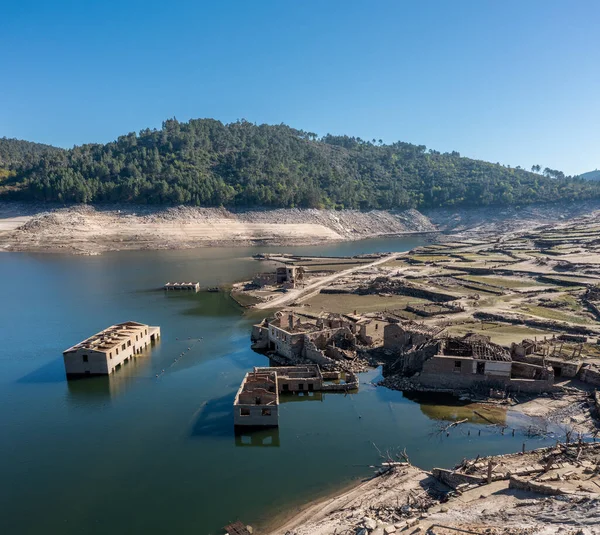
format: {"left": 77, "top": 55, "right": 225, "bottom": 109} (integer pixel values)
{"left": 0, "top": 238, "right": 555, "bottom": 534}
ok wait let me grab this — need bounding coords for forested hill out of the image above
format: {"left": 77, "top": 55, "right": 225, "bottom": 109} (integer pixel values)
{"left": 0, "top": 138, "right": 62, "bottom": 167}
{"left": 1, "top": 119, "right": 598, "bottom": 210}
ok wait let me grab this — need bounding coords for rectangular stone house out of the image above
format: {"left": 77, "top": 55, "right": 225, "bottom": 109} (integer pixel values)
{"left": 63, "top": 321, "right": 160, "bottom": 378}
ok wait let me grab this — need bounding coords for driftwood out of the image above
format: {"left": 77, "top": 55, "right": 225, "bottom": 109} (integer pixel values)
{"left": 442, "top": 418, "right": 468, "bottom": 432}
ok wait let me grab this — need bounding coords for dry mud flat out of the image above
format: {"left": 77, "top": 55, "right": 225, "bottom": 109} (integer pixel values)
{"left": 0, "top": 204, "right": 435, "bottom": 254}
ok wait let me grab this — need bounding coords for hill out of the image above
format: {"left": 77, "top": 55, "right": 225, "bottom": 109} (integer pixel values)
{"left": 580, "top": 169, "right": 600, "bottom": 181}
{"left": 1, "top": 119, "right": 598, "bottom": 209}
{"left": 0, "top": 137, "right": 62, "bottom": 167}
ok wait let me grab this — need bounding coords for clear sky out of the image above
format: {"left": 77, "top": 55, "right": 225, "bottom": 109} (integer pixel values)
{"left": 1, "top": 0, "right": 598, "bottom": 175}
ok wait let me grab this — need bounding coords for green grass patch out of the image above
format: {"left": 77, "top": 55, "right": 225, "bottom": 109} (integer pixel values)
{"left": 305, "top": 293, "right": 429, "bottom": 314}
{"left": 458, "top": 275, "right": 542, "bottom": 289}
{"left": 522, "top": 305, "right": 588, "bottom": 324}
{"left": 408, "top": 254, "right": 454, "bottom": 263}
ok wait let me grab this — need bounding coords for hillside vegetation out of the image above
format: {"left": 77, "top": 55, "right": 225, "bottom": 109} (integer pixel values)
{"left": 1, "top": 119, "right": 598, "bottom": 209}
{"left": 580, "top": 169, "right": 600, "bottom": 181}
{"left": 0, "top": 138, "right": 63, "bottom": 182}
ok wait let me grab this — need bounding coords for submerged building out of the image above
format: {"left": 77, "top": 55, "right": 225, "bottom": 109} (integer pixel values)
{"left": 233, "top": 364, "right": 358, "bottom": 428}
{"left": 62, "top": 321, "right": 161, "bottom": 378}
{"left": 233, "top": 369, "right": 279, "bottom": 427}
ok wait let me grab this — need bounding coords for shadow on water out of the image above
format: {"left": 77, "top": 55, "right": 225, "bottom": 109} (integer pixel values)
{"left": 17, "top": 357, "right": 66, "bottom": 384}
{"left": 189, "top": 392, "right": 236, "bottom": 439}
{"left": 190, "top": 392, "right": 282, "bottom": 447}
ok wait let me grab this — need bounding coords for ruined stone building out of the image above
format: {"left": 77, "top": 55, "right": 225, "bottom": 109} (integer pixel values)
{"left": 383, "top": 321, "right": 441, "bottom": 352}
{"left": 251, "top": 265, "right": 305, "bottom": 289}
{"left": 386, "top": 331, "right": 556, "bottom": 393}
{"left": 234, "top": 369, "right": 279, "bottom": 427}
{"left": 418, "top": 334, "right": 514, "bottom": 389}
{"left": 276, "top": 265, "right": 304, "bottom": 287}
{"left": 511, "top": 337, "right": 600, "bottom": 386}
{"left": 62, "top": 321, "right": 161, "bottom": 378}
{"left": 251, "top": 311, "right": 359, "bottom": 367}
{"left": 234, "top": 365, "right": 331, "bottom": 427}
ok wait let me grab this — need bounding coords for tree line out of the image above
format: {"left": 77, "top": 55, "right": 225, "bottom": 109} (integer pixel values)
{"left": 1, "top": 119, "right": 597, "bottom": 210}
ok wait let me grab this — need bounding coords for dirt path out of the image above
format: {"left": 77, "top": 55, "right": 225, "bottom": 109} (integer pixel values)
{"left": 254, "top": 253, "right": 401, "bottom": 309}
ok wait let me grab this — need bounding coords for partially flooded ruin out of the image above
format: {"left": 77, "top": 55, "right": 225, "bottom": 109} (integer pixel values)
{"left": 241, "top": 211, "right": 600, "bottom": 443}
{"left": 245, "top": 211, "right": 600, "bottom": 534}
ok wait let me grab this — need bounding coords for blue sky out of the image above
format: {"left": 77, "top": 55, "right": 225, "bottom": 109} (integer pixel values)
{"left": 1, "top": 0, "right": 598, "bottom": 175}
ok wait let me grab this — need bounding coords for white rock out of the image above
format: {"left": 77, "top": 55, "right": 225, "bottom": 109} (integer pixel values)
{"left": 363, "top": 517, "right": 378, "bottom": 530}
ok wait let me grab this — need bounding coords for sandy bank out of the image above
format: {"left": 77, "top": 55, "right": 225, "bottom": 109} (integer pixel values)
{"left": 0, "top": 204, "right": 435, "bottom": 254}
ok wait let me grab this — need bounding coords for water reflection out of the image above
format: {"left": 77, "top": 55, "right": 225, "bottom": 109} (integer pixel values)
{"left": 65, "top": 353, "right": 152, "bottom": 405}
{"left": 166, "top": 290, "right": 243, "bottom": 318}
{"left": 404, "top": 392, "right": 508, "bottom": 426}
{"left": 235, "top": 428, "right": 281, "bottom": 447}
{"left": 279, "top": 391, "right": 323, "bottom": 403}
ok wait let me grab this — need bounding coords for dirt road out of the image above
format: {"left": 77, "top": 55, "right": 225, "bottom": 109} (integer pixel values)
{"left": 254, "top": 253, "right": 400, "bottom": 309}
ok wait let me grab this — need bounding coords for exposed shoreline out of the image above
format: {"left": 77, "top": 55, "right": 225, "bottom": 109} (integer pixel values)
{"left": 3, "top": 199, "right": 600, "bottom": 255}
{"left": 0, "top": 203, "right": 436, "bottom": 255}
{"left": 263, "top": 443, "right": 600, "bottom": 534}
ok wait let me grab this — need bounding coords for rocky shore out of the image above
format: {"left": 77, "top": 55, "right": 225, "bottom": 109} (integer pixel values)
{"left": 266, "top": 442, "right": 600, "bottom": 535}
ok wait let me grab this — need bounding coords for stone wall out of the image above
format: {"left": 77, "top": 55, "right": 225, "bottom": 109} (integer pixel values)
{"left": 579, "top": 364, "right": 600, "bottom": 387}
{"left": 390, "top": 342, "right": 439, "bottom": 375}
{"left": 321, "top": 370, "right": 359, "bottom": 391}
{"left": 511, "top": 361, "right": 553, "bottom": 381}
{"left": 547, "top": 358, "right": 581, "bottom": 378}
{"left": 431, "top": 468, "right": 484, "bottom": 489}
{"left": 509, "top": 475, "right": 571, "bottom": 496}
{"left": 303, "top": 336, "right": 337, "bottom": 366}
{"left": 473, "top": 311, "right": 597, "bottom": 336}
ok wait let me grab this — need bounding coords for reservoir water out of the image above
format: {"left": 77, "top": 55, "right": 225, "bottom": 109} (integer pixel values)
{"left": 0, "top": 237, "right": 555, "bottom": 534}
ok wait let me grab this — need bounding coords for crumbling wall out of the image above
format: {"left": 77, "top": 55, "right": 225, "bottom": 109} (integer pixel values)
{"left": 509, "top": 475, "right": 571, "bottom": 496}
{"left": 303, "top": 336, "right": 337, "bottom": 366}
{"left": 328, "top": 327, "right": 357, "bottom": 350}
{"left": 383, "top": 323, "right": 437, "bottom": 353}
{"left": 389, "top": 341, "right": 439, "bottom": 376}
{"left": 547, "top": 358, "right": 581, "bottom": 378}
{"left": 511, "top": 361, "right": 553, "bottom": 381}
{"left": 326, "top": 345, "right": 354, "bottom": 361}
{"left": 579, "top": 364, "right": 600, "bottom": 387}
{"left": 252, "top": 273, "right": 277, "bottom": 287}
{"left": 321, "top": 370, "right": 359, "bottom": 391}
{"left": 431, "top": 468, "right": 484, "bottom": 489}
{"left": 251, "top": 324, "right": 269, "bottom": 350}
